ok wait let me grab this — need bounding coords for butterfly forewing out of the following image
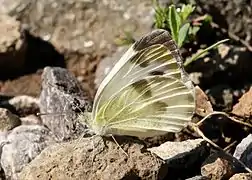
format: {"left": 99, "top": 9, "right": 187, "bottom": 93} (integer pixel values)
{"left": 91, "top": 29, "right": 195, "bottom": 137}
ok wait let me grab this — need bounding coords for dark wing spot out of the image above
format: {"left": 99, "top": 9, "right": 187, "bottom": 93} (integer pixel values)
{"left": 149, "top": 71, "right": 164, "bottom": 76}
{"left": 131, "top": 79, "right": 152, "bottom": 98}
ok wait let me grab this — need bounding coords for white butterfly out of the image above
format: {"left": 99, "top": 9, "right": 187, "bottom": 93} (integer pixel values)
{"left": 82, "top": 29, "right": 195, "bottom": 137}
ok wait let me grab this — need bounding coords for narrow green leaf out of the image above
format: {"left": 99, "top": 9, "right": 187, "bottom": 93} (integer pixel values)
{"left": 178, "top": 23, "right": 190, "bottom": 48}
{"left": 168, "top": 5, "right": 181, "bottom": 43}
{"left": 184, "top": 39, "right": 230, "bottom": 66}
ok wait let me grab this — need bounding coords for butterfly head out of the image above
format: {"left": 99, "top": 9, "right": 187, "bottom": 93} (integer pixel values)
{"left": 78, "top": 112, "right": 109, "bottom": 136}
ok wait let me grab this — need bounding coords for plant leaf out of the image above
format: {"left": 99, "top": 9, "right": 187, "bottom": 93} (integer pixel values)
{"left": 180, "top": 4, "right": 195, "bottom": 22}
{"left": 169, "top": 5, "right": 181, "bottom": 43}
{"left": 184, "top": 39, "right": 230, "bottom": 66}
{"left": 178, "top": 23, "right": 190, "bottom": 48}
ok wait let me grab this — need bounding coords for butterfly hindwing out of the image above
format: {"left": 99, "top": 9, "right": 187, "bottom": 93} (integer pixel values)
{"left": 90, "top": 29, "right": 195, "bottom": 137}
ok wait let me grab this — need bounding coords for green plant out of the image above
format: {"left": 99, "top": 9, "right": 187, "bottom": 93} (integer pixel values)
{"left": 154, "top": 2, "right": 196, "bottom": 48}
{"left": 153, "top": 1, "right": 229, "bottom": 66}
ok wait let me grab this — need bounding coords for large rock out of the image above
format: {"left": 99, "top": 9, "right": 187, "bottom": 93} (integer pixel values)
{"left": 149, "top": 139, "right": 209, "bottom": 179}
{"left": 19, "top": 136, "right": 167, "bottom": 180}
{"left": 0, "top": 0, "right": 154, "bottom": 55}
{"left": 233, "top": 134, "right": 252, "bottom": 169}
{"left": 39, "top": 67, "right": 92, "bottom": 140}
{"left": 1, "top": 125, "right": 56, "bottom": 180}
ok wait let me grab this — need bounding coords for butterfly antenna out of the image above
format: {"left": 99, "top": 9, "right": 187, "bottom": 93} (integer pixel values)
{"left": 36, "top": 112, "right": 69, "bottom": 116}
{"left": 110, "top": 135, "right": 129, "bottom": 157}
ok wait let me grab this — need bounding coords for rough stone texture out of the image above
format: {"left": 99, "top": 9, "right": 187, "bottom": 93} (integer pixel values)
{"left": 0, "top": 14, "right": 27, "bottom": 78}
{"left": 233, "top": 134, "right": 252, "bottom": 169}
{"left": 148, "top": 139, "right": 209, "bottom": 179}
{"left": 1, "top": 125, "right": 56, "bottom": 180}
{"left": 0, "top": 0, "right": 154, "bottom": 55}
{"left": 229, "top": 173, "right": 252, "bottom": 180}
{"left": 232, "top": 87, "right": 252, "bottom": 118}
{"left": 19, "top": 136, "right": 167, "bottom": 180}
{"left": 20, "top": 115, "right": 41, "bottom": 125}
{"left": 39, "top": 67, "right": 92, "bottom": 141}
{"left": 201, "top": 152, "right": 245, "bottom": 180}
{"left": 0, "top": 108, "right": 21, "bottom": 132}
{"left": 195, "top": 86, "right": 213, "bottom": 117}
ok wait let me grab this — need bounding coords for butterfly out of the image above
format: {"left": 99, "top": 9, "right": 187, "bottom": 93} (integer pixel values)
{"left": 82, "top": 29, "right": 195, "bottom": 138}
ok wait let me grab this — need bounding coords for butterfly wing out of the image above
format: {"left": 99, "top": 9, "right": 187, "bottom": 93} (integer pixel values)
{"left": 91, "top": 29, "right": 195, "bottom": 137}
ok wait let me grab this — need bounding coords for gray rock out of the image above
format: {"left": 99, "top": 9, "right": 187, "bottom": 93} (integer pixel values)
{"left": 1, "top": 125, "right": 56, "bottom": 180}
{"left": 0, "top": 0, "right": 154, "bottom": 55}
{"left": 233, "top": 134, "right": 252, "bottom": 169}
{"left": 39, "top": 67, "right": 92, "bottom": 141}
{"left": 19, "top": 135, "right": 167, "bottom": 180}
{"left": 20, "top": 115, "right": 41, "bottom": 125}
{"left": 148, "top": 139, "right": 209, "bottom": 178}
{"left": 0, "top": 108, "right": 21, "bottom": 132}
{"left": 148, "top": 138, "right": 208, "bottom": 164}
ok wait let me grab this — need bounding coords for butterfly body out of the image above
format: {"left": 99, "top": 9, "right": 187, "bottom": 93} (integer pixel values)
{"left": 82, "top": 29, "right": 195, "bottom": 138}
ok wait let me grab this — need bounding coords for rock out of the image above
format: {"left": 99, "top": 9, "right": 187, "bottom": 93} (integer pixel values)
{"left": 201, "top": 152, "right": 245, "bottom": 180}
{"left": 19, "top": 135, "right": 167, "bottom": 180}
{"left": 1, "top": 125, "right": 56, "bottom": 180}
{"left": 233, "top": 134, "right": 252, "bottom": 169}
{"left": 1, "top": 0, "right": 154, "bottom": 55}
{"left": 148, "top": 139, "right": 209, "bottom": 179}
{"left": 0, "top": 108, "right": 21, "bottom": 132}
{"left": 229, "top": 173, "right": 252, "bottom": 180}
{"left": 20, "top": 115, "right": 41, "bottom": 125}
{"left": 232, "top": 87, "right": 252, "bottom": 118}
{"left": 0, "top": 14, "right": 27, "bottom": 79}
{"left": 195, "top": 86, "right": 213, "bottom": 117}
{"left": 39, "top": 67, "right": 92, "bottom": 141}
{"left": 0, "top": 95, "right": 39, "bottom": 117}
